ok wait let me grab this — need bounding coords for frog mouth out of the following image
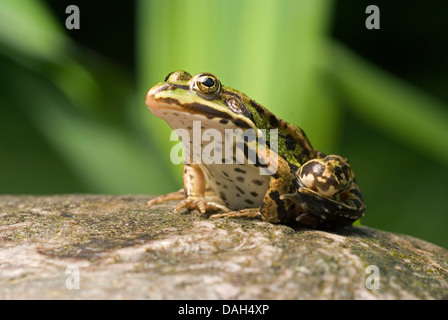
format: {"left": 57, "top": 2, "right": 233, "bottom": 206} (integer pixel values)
{"left": 146, "top": 93, "right": 254, "bottom": 130}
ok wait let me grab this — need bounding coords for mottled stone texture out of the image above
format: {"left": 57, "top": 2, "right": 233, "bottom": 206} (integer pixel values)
{"left": 0, "top": 195, "right": 447, "bottom": 299}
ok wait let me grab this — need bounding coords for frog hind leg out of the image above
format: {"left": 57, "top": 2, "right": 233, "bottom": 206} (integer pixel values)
{"left": 281, "top": 182, "right": 366, "bottom": 228}
{"left": 256, "top": 149, "right": 297, "bottom": 224}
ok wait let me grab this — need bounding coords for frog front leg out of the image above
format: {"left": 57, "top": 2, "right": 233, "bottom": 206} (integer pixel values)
{"left": 281, "top": 155, "right": 366, "bottom": 228}
{"left": 173, "top": 164, "right": 229, "bottom": 213}
{"left": 147, "top": 164, "right": 228, "bottom": 213}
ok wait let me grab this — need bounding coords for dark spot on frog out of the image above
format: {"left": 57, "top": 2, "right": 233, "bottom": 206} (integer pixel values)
{"left": 159, "top": 98, "right": 234, "bottom": 121}
{"left": 243, "top": 132, "right": 256, "bottom": 142}
{"left": 250, "top": 191, "right": 258, "bottom": 197}
{"left": 234, "top": 168, "right": 246, "bottom": 173}
{"left": 334, "top": 166, "right": 346, "bottom": 181}
{"left": 219, "top": 192, "right": 227, "bottom": 202}
{"left": 350, "top": 188, "right": 364, "bottom": 201}
{"left": 236, "top": 186, "right": 245, "bottom": 195}
{"left": 267, "top": 190, "right": 287, "bottom": 222}
{"left": 245, "top": 199, "right": 254, "bottom": 205}
{"left": 284, "top": 134, "right": 296, "bottom": 151}
{"left": 236, "top": 176, "right": 245, "bottom": 182}
{"left": 288, "top": 163, "right": 299, "bottom": 172}
{"left": 220, "top": 118, "right": 229, "bottom": 125}
{"left": 301, "top": 161, "right": 324, "bottom": 178}
{"left": 231, "top": 119, "right": 251, "bottom": 129}
{"left": 350, "top": 198, "right": 363, "bottom": 208}
{"left": 252, "top": 179, "right": 263, "bottom": 186}
{"left": 222, "top": 172, "right": 229, "bottom": 178}
{"left": 250, "top": 100, "right": 265, "bottom": 115}
{"left": 269, "top": 114, "right": 279, "bottom": 127}
{"left": 254, "top": 157, "right": 269, "bottom": 168}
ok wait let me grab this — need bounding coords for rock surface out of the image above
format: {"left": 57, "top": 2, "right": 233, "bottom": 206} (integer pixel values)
{"left": 0, "top": 194, "right": 447, "bottom": 299}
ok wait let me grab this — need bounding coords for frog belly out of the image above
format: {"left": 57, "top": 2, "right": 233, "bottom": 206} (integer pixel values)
{"left": 150, "top": 107, "right": 270, "bottom": 209}
{"left": 200, "top": 164, "right": 270, "bottom": 210}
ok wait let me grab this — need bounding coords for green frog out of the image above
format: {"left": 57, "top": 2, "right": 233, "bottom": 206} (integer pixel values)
{"left": 145, "top": 71, "right": 365, "bottom": 228}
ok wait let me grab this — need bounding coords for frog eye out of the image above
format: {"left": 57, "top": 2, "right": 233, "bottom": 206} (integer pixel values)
{"left": 193, "top": 73, "right": 221, "bottom": 95}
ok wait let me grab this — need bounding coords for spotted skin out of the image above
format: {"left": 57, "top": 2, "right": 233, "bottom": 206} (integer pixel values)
{"left": 145, "top": 71, "right": 366, "bottom": 228}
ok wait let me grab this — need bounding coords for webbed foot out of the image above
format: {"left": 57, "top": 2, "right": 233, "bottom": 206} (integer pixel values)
{"left": 173, "top": 196, "right": 229, "bottom": 214}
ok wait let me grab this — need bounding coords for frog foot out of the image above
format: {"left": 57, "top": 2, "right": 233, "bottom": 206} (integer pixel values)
{"left": 174, "top": 196, "right": 230, "bottom": 214}
{"left": 209, "top": 208, "right": 262, "bottom": 220}
{"left": 147, "top": 189, "right": 185, "bottom": 207}
{"left": 280, "top": 187, "right": 364, "bottom": 228}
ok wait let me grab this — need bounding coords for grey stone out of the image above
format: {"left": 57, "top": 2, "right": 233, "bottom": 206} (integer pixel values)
{"left": 0, "top": 194, "right": 447, "bottom": 299}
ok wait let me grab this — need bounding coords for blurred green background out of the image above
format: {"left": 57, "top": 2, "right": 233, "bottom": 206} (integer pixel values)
{"left": 1, "top": 0, "right": 447, "bottom": 248}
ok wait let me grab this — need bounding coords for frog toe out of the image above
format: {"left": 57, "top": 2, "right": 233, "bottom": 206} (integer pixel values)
{"left": 173, "top": 196, "right": 229, "bottom": 214}
{"left": 210, "top": 208, "right": 262, "bottom": 220}
{"left": 205, "top": 202, "right": 230, "bottom": 213}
